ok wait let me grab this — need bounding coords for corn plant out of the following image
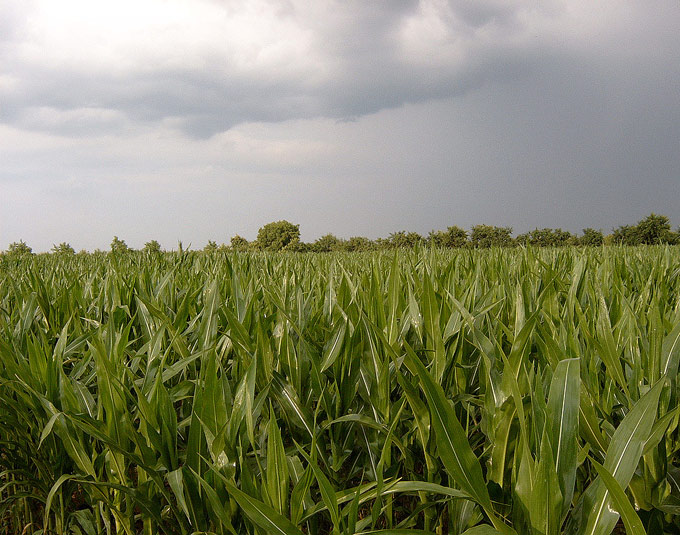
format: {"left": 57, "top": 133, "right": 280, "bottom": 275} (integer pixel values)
{"left": 0, "top": 246, "right": 679, "bottom": 534}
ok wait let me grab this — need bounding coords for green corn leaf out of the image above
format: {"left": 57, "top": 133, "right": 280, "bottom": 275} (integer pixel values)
{"left": 591, "top": 460, "right": 646, "bottom": 535}
{"left": 402, "top": 343, "right": 514, "bottom": 534}
{"left": 546, "top": 358, "right": 580, "bottom": 518}
{"left": 222, "top": 477, "right": 304, "bottom": 535}
{"left": 577, "top": 379, "right": 664, "bottom": 535}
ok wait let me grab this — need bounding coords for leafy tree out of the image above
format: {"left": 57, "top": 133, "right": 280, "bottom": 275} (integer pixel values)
{"left": 143, "top": 240, "right": 162, "bottom": 254}
{"left": 343, "top": 236, "right": 375, "bottom": 252}
{"left": 470, "top": 225, "right": 514, "bottom": 248}
{"left": 203, "top": 240, "right": 218, "bottom": 253}
{"left": 516, "top": 228, "right": 573, "bottom": 247}
{"left": 313, "top": 234, "right": 343, "bottom": 252}
{"left": 636, "top": 213, "right": 675, "bottom": 244}
{"left": 611, "top": 225, "right": 638, "bottom": 245}
{"left": 230, "top": 235, "right": 249, "bottom": 251}
{"left": 51, "top": 242, "right": 75, "bottom": 255}
{"left": 110, "top": 236, "right": 130, "bottom": 254}
{"left": 579, "top": 228, "right": 604, "bottom": 246}
{"left": 6, "top": 240, "right": 33, "bottom": 256}
{"left": 432, "top": 226, "right": 468, "bottom": 248}
{"left": 388, "top": 231, "right": 423, "bottom": 248}
{"left": 256, "top": 221, "right": 300, "bottom": 251}
{"left": 611, "top": 214, "right": 677, "bottom": 245}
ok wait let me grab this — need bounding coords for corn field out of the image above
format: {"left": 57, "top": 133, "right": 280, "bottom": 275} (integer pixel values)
{"left": 1, "top": 247, "right": 680, "bottom": 535}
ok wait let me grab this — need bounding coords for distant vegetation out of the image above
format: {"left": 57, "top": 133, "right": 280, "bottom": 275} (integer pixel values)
{"left": 2, "top": 213, "right": 678, "bottom": 256}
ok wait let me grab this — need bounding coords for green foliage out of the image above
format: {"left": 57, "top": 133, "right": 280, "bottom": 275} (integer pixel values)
{"left": 2, "top": 243, "right": 680, "bottom": 534}
{"left": 50, "top": 242, "right": 75, "bottom": 255}
{"left": 6, "top": 240, "right": 33, "bottom": 256}
{"left": 470, "top": 224, "right": 514, "bottom": 248}
{"left": 313, "top": 234, "right": 343, "bottom": 252}
{"left": 203, "top": 240, "right": 218, "bottom": 253}
{"left": 143, "top": 240, "right": 162, "bottom": 254}
{"left": 110, "top": 235, "right": 130, "bottom": 253}
{"left": 343, "top": 236, "right": 375, "bottom": 251}
{"left": 579, "top": 228, "right": 604, "bottom": 246}
{"left": 256, "top": 220, "right": 300, "bottom": 251}
{"left": 516, "top": 228, "right": 574, "bottom": 247}
{"left": 612, "top": 213, "right": 678, "bottom": 245}
{"left": 388, "top": 231, "right": 424, "bottom": 248}
{"left": 636, "top": 213, "right": 676, "bottom": 244}
{"left": 429, "top": 225, "right": 468, "bottom": 248}
{"left": 231, "top": 234, "right": 250, "bottom": 250}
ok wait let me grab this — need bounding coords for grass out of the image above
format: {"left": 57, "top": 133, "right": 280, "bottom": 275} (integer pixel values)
{"left": 1, "top": 246, "right": 679, "bottom": 534}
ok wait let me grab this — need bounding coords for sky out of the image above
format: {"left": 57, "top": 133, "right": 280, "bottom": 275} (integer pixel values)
{"left": 1, "top": 0, "right": 679, "bottom": 252}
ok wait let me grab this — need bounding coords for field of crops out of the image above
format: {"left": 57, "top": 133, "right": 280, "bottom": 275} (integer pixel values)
{"left": 1, "top": 247, "right": 680, "bottom": 535}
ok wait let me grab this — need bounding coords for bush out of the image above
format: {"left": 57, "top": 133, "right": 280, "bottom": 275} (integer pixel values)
{"left": 256, "top": 221, "right": 300, "bottom": 251}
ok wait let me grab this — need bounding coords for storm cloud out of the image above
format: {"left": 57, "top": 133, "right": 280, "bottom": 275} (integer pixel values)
{"left": 1, "top": 0, "right": 679, "bottom": 250}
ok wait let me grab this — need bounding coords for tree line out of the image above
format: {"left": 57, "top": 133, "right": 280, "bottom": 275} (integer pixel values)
{"left": 2, "top": 213, "right": 678, "bottom": 256}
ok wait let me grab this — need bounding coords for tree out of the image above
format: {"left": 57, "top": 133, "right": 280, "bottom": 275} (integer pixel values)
{"left": 203, "top": 240, "right": 218, "bottom": 253}
{"left": 256, "top": 221, "right": 300, "bottom": 251}
{"left": 51, "top": 242, "right": 75, "bottom": 255}
{"left": 388, "top": 231, "right": 423, "bottom": 248}
{"left": 470, "top": 225, "right": 514, "bottom": 248}
{"left": 635, "top": 213, "right": 675, "bottom": 245}
{"left": 611, "top": 225, "right": 638, "bottom": 245}
{"left": 579, "top": 228, "right": 604, "bottom": 246}
{"left": 110, "top": 236, "right": 130, "bottom": 254}
{"left": 343, "top": 236, "right": 375, "bottom": 252}
{"left": 143, "top": 240, "right": 162, "bottom": 254}
{"left": 313, "top": 234, "right": 343, "bottom": 252}
{"left": 439, "top": 226, "right": 467, "bottom": 248}
{"left": 517, "top": 228, "right": 573, "bottom": 247}
{"left": 230, "top": 235, "right": 249, "bottom": 251}
{"left": 611, "top": 214, "right": 677, "bottom": 246}
{"left": 6, "top": 240, "right": 33, "bottom": 256}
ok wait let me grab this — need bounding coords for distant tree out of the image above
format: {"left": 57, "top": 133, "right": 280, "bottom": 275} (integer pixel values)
{"left": 635, "top": 213, "right": 675, "bottom": 245}
{"left": 203, "top": 240, "right": 218, "bottom": 253}
{"left": 313, "top": 234, "right": 343, "bottom": 252}
{"left": 611, "top": 214, "right": 677, "bottom": 246}
{"left": 230, "top": 235, "right": 249, "bottom": 251}
{"left": 343, "top": 236, "right": 375, "bottom": 252}
{"left": 110, "top": 236, "right": 130, "bottom": 254}
{"left": 256, "top": 221, "right": 300, "bottom": 251}
{"left": 518, "top": 228, "right": 573, "bottom": 247}
{"left": 441, "top": 226, "right": 468, "bottom": 248}
{"left": 284, "top": 241, "right": 311, "bottom": 252}
{"left": 143, "top": 240, "right": 162, "bottom": 254}
{"left": 428, "top": 230, "right": 446, "bottom": 248}
{"left": 7, "top": 240, "right": 33, "bottom": 256}
{"left": 579, "top": 228, "right": 604, "bottom": 246}
{"left": 389, "top": 231, "right": 423, "bottom": 248}
{"left": 611, "top": 225, "right": 638, "bottom": 245}
{"left": 51, "top": 242, "right": 75, "bottom": 255}
{"left": 470, "top": 225, "right": 514, "bottom": 248}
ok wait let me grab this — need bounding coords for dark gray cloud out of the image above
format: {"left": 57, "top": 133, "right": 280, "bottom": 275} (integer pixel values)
{"left": 1, "top": 0, "right": 679, "bottom": 251}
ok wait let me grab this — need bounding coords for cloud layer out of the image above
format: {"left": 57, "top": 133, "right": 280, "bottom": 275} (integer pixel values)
{"left": 2, "top": 0, "right": 638, "bottom": 137}
{"left": 1, "top": 0, "right": 679, "bottom": 251}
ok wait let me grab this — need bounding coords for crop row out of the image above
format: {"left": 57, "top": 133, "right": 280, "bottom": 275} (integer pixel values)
{"left": 1, "top": 247, "right": 679, "bottom": 534}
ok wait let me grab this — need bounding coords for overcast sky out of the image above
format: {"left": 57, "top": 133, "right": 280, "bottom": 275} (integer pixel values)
{"left": 1, "top": 0, "right": 679, "bottom": 251}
